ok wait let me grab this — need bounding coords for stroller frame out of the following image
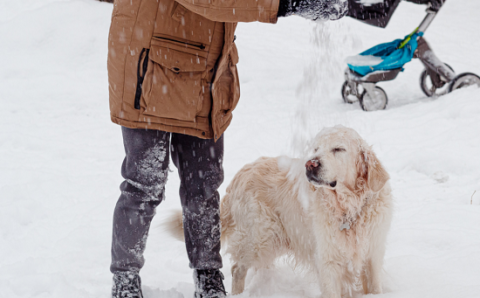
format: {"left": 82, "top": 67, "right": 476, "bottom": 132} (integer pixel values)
{"left": 342, "top": 6, "right": 480, "bottom": 111}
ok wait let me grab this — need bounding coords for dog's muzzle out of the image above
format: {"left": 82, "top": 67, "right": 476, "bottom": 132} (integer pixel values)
{"left": 305, "top": 159, "right": 321, "bottom": 182}
{"left": 305, "top": 159, "right": 337, "bottom": 188}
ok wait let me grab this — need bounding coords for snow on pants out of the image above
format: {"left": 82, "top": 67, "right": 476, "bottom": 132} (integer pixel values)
{"left": 110, "top": 127, "right": 224, "bottom": 273}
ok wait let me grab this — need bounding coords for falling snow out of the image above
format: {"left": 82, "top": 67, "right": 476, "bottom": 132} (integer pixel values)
{"left": 1, "top": 1, "right": 480, "bottom": 298}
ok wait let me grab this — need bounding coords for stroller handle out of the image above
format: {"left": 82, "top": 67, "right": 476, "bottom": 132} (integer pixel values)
{"left": 418, "top": 7, "right": 441, "bottom": 33}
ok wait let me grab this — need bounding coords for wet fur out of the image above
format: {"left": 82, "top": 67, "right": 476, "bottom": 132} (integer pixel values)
{"left": 166, "top": 127, "right": 392, "bottom": 298}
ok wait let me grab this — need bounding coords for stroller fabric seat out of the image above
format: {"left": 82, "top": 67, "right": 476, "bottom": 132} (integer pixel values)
{"left": 347, "top": 32, "right": 423, "bottom": 77}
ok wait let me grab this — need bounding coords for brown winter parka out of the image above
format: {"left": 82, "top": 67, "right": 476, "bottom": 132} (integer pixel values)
{"left": 108, "top": 0, "right": 280, "bottom": 141}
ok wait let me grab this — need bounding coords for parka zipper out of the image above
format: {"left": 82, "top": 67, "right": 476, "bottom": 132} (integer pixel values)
{"left": 153, "top": 36, "right": 205, "bottom": 50}
{"left": 134, "top": 48, "right": 150, "bottom": 110}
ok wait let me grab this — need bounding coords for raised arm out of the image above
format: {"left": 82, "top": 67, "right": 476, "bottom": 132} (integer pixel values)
{"left": 174, "top": 0, "right": 348, "bottom": 23}
{"left": 174, "top": 0, "right": 281, "bottom": 23}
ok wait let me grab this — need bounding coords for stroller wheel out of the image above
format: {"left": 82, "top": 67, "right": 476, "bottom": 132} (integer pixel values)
{"left": 341, "top": 81, "right": 360, "bottom": 104}
{"left": 449, "top": 72, "right": 480, "bottom": 92}
{"left": 359, "top": 86, "right": 388, "bottom": 111}
{"left": 420, "top": 63, "right": 454, "bottom": 97}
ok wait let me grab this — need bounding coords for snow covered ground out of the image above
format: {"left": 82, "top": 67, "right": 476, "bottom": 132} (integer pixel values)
{"left": 1, "top": 0, "right": 479, "bottom": 297}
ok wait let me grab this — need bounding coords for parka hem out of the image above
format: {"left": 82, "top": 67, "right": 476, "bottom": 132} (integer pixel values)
{"left": 111, "top": 114, "right": 232, "bottom": 141}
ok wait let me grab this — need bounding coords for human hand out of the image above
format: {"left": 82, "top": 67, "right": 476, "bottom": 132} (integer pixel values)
{"left": 278, "top": 0, "right": 348, "bottom": 21}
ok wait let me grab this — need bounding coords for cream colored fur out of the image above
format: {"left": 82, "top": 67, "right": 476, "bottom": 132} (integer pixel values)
{"left": 166, "top": 126, "right": 393, "bottom": 298}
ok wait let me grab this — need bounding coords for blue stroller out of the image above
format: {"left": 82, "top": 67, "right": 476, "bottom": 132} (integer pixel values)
{"left": 342, "top": 4, "right": 480, "bottom": 111}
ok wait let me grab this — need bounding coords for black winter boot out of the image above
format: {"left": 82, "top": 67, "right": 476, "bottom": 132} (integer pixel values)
{"left": 193, "top": 269, "right": 227, "bottom": 298}
{"left": 112, "top": 271, "right": 144, "bottom": 298}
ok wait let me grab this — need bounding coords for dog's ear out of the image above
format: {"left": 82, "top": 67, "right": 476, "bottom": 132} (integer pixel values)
{"left": 357, "top": 146, "right": 389, "bottom": 193}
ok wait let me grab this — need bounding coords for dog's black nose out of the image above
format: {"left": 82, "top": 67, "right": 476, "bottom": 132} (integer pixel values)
{"left": 329, "top": 181, "right": 337, "bottom": 188}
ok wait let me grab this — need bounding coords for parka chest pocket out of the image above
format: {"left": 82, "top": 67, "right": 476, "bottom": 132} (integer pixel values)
{"left": 155, "top": 2, "right": 216, "bottom": 49}
{"left": 141, "top": 41, "right": 209, "bottom": 122}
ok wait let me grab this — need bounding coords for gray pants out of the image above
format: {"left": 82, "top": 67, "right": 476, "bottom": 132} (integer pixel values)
{"left": 110, "top": 127, "right": 224, "bottom": 273}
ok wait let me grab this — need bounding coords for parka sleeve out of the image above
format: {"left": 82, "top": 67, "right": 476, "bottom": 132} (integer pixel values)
{"left": 174, "top": 0, "right": 280, "bottom": 23}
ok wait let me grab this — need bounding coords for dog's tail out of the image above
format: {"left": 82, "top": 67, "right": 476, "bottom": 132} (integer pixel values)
{"left": 164, "top": 196, "right": 234, "bottom": 245}
{"left": 163, "top": 209, "right": 186, "bottom": 242}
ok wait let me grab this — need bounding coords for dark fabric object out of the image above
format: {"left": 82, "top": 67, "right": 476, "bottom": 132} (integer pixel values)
{"left": 347, "top": 0, "right": 402, "bottom": 28}
{"left": 277, "top": 0, "right": 290, "bottom": 17}
{"left": 194, "top": 269, "right": 227, "bottom": 298}
{"left": 408, "top": 0, "right": 444, "bottom": 10}
{"left": 112, "top": 271, "right": 144, "bottom": 298}
{"left": 110, "top": 127, "right": 224, "bottom": 273}
{"left": 406, "top": 0, "right": 429, "bottom": 3}
{"left": 347, "top": 0, "right": 443, "bottom": 28}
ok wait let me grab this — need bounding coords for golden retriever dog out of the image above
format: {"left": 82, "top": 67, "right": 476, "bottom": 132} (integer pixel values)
{"left": 166, "top": 126, "right": 392, "bottom": 298}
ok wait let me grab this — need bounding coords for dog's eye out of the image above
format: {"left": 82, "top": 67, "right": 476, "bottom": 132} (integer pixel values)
{"left": 314, "top": 148, "right": 318, "bottom": 153}
{"left": 333, "top": 148, "right": 346, "bottom": 154}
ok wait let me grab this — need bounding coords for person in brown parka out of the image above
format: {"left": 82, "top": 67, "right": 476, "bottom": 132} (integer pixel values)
{"left": 108, "top": 0, "right": 348, "bottom": 297}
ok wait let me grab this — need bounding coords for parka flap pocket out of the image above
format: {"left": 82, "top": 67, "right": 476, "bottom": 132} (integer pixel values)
{"left": 149, "top": 44, "right": 207, "bottom": 73}
{"left": 171, "top": 2, "right": 187, "bottom": 23}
